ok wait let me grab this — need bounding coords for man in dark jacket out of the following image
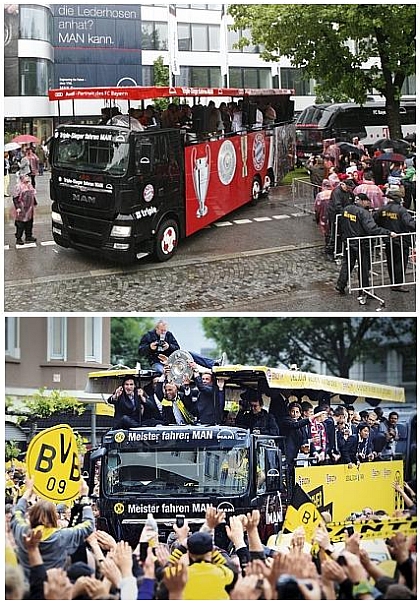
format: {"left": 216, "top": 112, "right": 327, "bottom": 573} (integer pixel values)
{"left": 235, "top": 390, "right": 279, "bottom": 436}
{"left": 157, "top": 380, "right": 197, "bottom": 425}
{"left": 326, "top": 179, "right": 355, "bottom": 257}
{"left": 335, "top": 193, "right": 396, "bottom": 304}
{"left": 374, "top": 189, "right": 416, "bottom": 292}
{"left": 190, "top": 367, "right": 225, "bottom": 425}
{"left": 341, "top": 422, "right": 374, "bottom": 466}
{"left": 138, "top": 320, "right": 180, "bottom": 374}
{"left": 107, "top": 376, "right": 142, "bottom": 429}
{"left": 324, "top": 405, "right": 347, "bottom": 463}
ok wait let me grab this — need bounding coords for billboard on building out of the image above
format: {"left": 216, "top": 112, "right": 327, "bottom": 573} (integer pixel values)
{"left": 52, "top": 4, "right": 143, "bottom": 88}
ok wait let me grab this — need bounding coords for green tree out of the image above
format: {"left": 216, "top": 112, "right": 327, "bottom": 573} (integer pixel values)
{"left": 5, "top": 440, "right": 20, "bottom": 462}
{"left": 19, "top": 388, "right": 85, "bottom": 419}
{"left": 111, "top": 317, "right": 154, "bottom": 368}
{"left": 229, "top": 4, "right": 416, "bottom": 138}
{"left": 153, "top": 56, "right": 172, "bottom": 111}
{"left": 202, "top": 317, "right": 416, "bottom": 378}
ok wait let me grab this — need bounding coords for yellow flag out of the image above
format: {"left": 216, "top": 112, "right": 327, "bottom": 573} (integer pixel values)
{"left": 283, "top": 484, "right": 323, "bottom": 542}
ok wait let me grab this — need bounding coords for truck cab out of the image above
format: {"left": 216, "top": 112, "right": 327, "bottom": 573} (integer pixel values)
{"left": 88, "top": 425, "right": 284, "bottom": 546}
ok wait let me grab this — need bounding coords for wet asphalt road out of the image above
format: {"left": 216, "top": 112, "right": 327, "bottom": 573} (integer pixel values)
{"left": 4, "top": 174, "right": 416, "bottom": 313}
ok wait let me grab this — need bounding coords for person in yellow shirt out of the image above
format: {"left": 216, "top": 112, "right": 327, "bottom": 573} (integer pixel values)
{"left": 166, "top": 531, "right": 236, "bottom": 600}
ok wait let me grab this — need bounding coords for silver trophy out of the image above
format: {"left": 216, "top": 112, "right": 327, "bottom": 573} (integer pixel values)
{"left": 191, "top": 145, "right": 211, "bottom": 218}
{"left": 167, "top": 350, "right": 194, "bottom": 386}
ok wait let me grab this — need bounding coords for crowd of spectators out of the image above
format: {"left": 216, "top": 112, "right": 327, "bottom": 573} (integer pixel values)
{"left": 6, "top": 477, "right": 417, "bottom": 600}
{"left": 310, "top": 138, "right": 416, "bottom": 257}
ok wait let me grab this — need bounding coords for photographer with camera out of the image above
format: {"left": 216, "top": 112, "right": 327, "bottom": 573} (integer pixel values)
{"left": 138, "top": 320, "right": 181, "bottom": 374}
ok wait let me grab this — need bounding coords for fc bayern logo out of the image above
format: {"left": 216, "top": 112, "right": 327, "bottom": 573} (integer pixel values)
{"left": 143, "top": 184, "right": 154, "bottom": 202}
{"left": 253, "top": 133, "right": 266, "bottom": 171}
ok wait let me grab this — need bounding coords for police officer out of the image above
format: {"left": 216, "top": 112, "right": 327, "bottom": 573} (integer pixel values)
{"left": 335, "top": 193, "right": 396, "bottom": 304}
{"left": 326, "top": 179, "right": 355, "bottom": 258}
{"left": 374, "top": 189, "right": 416, "bottom": 292}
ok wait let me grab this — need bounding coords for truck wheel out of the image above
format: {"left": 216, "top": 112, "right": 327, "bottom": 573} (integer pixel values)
{"left": 154, "top": 219, "right": 179, "bottom": 262}
{"left": 251, "top": 177, "right": 261, "bottom": 205}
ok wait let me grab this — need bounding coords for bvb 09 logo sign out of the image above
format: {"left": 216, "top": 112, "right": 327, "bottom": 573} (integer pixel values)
{"left": 114, "top": 503, "right": 125, "bottom": 515}
{"left": 26, "top": 424, "right": 81, "bottom": 504}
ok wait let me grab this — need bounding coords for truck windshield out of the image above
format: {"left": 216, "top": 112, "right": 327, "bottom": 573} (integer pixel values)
{"left": 53, "top": 129, "right": 130, "bottom": 175}
{"left": 104, "top": 445, "right": 250, "bottom": 496}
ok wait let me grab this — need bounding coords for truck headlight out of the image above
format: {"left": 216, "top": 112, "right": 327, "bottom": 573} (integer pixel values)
{"left": 51, "top": 211, "right": 63, "bottom": 224}
{"left": 111, "top": 225, "right": 132, "bottom": 238}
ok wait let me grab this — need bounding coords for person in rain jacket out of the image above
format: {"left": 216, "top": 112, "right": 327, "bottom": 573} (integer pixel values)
{"left": 12, "top": 174, "right": 37, "bottom": 244}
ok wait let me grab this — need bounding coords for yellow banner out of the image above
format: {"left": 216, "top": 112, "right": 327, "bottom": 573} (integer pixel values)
{"left": 327, "top": 517, "right": 417, "bottom": 542}
{"left": 212, "top": 366, "right": 405, "bottom": 402}
{"left": 269, "top": 517, "right": 416, "bottom": 547}
{"left": 26, "top": 424, "right": 81, "bottom": 504}
{"left": 295, "top": 460, "right": 405, "bottom": 522}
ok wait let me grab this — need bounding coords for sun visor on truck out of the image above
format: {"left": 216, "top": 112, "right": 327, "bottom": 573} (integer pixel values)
{"left": 212, "top": 366, "right": 406, "bottom": 403}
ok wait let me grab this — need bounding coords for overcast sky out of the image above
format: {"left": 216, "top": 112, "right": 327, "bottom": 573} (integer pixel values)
{"left": 160, "top": 316, "right": 215, "bottom": 354}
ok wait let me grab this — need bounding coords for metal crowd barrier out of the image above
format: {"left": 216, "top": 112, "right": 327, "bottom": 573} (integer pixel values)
{"left": 291, "top": 178, "right": 320, "bottom": 214}
{"left": 344, "top": 232, "right": 416, "bottom": 309}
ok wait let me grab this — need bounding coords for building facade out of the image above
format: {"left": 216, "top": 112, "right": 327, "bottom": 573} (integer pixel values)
{"left": 5, "top": 316, "right": 113, "bottom": 445}
{"left": 5, "top": 3, "right": 415, "bottom": 141}
{"left": 5, "top": 316, "right": 110, "bottom": 400}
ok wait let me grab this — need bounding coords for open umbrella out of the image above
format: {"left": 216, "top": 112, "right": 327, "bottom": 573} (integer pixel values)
{"left": 375, "top": 152, "right": 406, "bottom": 163}
{"left": 12, "top": 134, "right": 40, "bottom": 145}
{"left": 336, "top": 142, "right": 364, "bottom": 157}
{"left": 4, "top": 142, "right": 21, "bottom": 152}
{"left": 372, "top": 138, "right": 410, "bottom": 155}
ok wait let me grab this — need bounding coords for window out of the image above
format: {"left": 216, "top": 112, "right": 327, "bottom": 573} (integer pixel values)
{"left": 20, "top": 58, "right": 53, "bottom": 96}
{"left": 256, "top": 446, "right": 266, "bottom": 495}
{"left": 142, "top": 66, "right": 154, "bottom": 86}
{"left": 281, "top": 68, "right": 314, "bottom": 96}
{"left": 177, "top": 66, "right": 222, "bottom": 87}
{"left": 178, "top": 4, "right": 222, "bottom": 9}
{"left": 5, "top": 318, "right": 20, "bottom": 359}
{"left": 48, "top": 317, "right": 67, "bottom": 361}
{"left": 178, "top": 23, "right": 191, "bottom": 51}
{"left": 20, "top": 5, "right": 53, "bottom": 42}
{"left": 229, "top": 67, "right": 271, "bottom": 89}
{"left": 191, "top": 24, "right": 207, "bottom": 51}
{"left": 177, "top": 23, "right": 220, "bottom": 52}
{"left": 141, "top": 22, "right": 168, "bottom": 50}
{"left": 208, "top": 25, "right": 220, "bottom": 52}
{"left": 228, "top": 28, "right": 260, "bottom": 53}
{"left": 85, "top": 318, "right": 102, "bottom": 363}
